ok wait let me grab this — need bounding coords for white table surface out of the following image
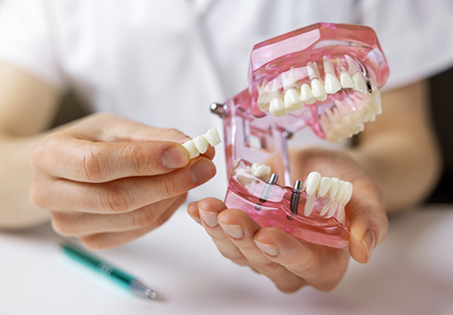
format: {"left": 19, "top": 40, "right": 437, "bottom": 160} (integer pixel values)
{"left": 1, "top": 205, "right": 453, "bottom": 315}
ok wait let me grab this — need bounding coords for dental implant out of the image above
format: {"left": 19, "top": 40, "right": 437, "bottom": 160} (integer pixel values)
{"left": 290, "top": 180, "right": 303, "bottom": 216}
{"left": 255, "top": 174, "right": 279, "bottom": 211}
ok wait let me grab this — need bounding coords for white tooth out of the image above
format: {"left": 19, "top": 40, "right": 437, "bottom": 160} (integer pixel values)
{"left": 335, "top": 181, "right": 348, "bottom": 203}
{"left": 205, "top": 128, "right": 222, "bottom": 146}
{"left": 319, "top": 114, "right": 332, "bottom": 139}
{"left": 182, "top": 140, "right": 200, "bottom": 159}
{"left": 281, "top": 69, "right": 298, "bottom": 88}
{"left": 304, "top": 194, "right": 316, "bottom": 217}
{"left": 307, "top": 62, "right": 319, "bottom": 80}
{"left": 284, "top": 88, "right": 304, "bottom": 111}
{"left": 305, "top": 171, "right": 322, "bottom": 195}
{"left": 323, "top": 56, "right": 335, "bottom": 74}
{"left": 193, "top": 136, "right": 209, "bottom": 154}
{"left": 311, "top": 79, "right": 327, "bottom": 101}
{"left": 328, "top": 178, "right": 340, "bottom": 199}
{"left": 340, "top": 71, "right": 354, "bottom": 88}
{"left": 250, "top": 163, "right": 271, "bottom": 181}
{"left": 321, "top": 198, "right": 333, "bottom": 216}
{"left": 324, "top": 73, "right": 341, "bottom": 94}
{"left": 329, "top": 202, "right": 341, "bottom": 217}
{"left": 345, "top": 55, "right": 360, "bottom": 73}
{"left": 337, "top": 205, "right": 346, "bottom": 223}
{"left": 269, "top": 97, "right": 288, "bottom": 117}
{"left": 340, "top": 181, "right": 353, "bottom": 205}
{"left": 300, "top": 84, "right": 315, "bottom": 104}
{"left": 257, "top": 100, "right": 270, "bottom": 112}
{"left": 318, "top": 177, "right": 332, "bottom": 198}
{"left": 304, "top": 171, "right": 321, "bottom": 217}
{"left": 353, "top": 72, "right": 367, "bottom": 94}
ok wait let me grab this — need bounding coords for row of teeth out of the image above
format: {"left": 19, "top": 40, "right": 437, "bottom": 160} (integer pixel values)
{"left": 304, "top": 171, "right": 352, "bottom": 224}
{"left": 249, "top": 164, "right": 352, "bottom": 224}
{"left": 319, "top": 90, "right": 382, "bottom": 142}
{"left": 257, "top": 55, "right": 370, "bottom": 118}
{"left": 182, "top": 128, "right": 221, "bottom": 159}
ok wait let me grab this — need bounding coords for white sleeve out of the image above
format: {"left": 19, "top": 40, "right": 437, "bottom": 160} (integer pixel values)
{"left": 360, "top": 0, "right": 453, "bottom": 89}
{"left": 0, "top": 0, "right": 65, "bottom": 90}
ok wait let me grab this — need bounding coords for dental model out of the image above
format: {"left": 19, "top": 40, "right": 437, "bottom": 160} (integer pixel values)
{"left": 210, "top": 23, "right": 389, "bottom": 248}
{"left": 182, "top": 128, "right": 221, "bottom": 159}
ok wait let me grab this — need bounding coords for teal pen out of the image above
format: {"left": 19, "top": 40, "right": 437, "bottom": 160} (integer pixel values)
{"left": 61, "top": 243, "right": 157, "bottom": 299}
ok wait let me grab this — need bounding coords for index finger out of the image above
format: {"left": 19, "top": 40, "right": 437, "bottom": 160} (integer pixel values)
{"left": 32, "top": 135, "right": 191, "bottom": 182}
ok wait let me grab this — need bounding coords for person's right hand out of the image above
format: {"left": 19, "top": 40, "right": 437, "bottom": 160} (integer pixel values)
{"left": 30, "top": 113, "right": 216, "bottom": 249}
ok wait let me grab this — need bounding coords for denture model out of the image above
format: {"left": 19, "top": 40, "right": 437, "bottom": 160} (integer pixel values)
{"left": 210, "top": 23, "right": 389, "bottom": 248}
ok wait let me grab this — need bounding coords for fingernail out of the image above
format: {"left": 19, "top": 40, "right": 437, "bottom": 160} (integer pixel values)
{"left": 190, "top": 160, "right": 216, "bottom": 185}
{"left": 254, "top": 240, "right": 279, "bottom": 256}
{"left": 199, "top": 210, "right": 218, "bottom": 227}
{"left": 220, "top": 223, "right": 244, "bottom": 239}
{"left": 362, "top": 229, "right": 376, "bottom": 262}
{"left": 161, "top": 146, "right": 188, "bottom": 169}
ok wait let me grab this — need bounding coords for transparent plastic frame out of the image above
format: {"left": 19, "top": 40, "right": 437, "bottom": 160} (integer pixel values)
{"left": 211, "top": 23, "right": 389, "bottom": 248}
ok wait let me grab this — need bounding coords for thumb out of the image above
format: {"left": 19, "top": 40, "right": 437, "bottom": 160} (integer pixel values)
{"left": 347, "top": 180, "right": 388, "bottom": 263}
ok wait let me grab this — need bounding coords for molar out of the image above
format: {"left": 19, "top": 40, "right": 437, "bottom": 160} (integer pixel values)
{"left": 269, "top": 96, "right": 288, "bottom": 117}
{"left": 284, "top": 88, "right": 304, "bottom": 111}
{"left": 250, "top": 163, "right": 271, "bottom": 181}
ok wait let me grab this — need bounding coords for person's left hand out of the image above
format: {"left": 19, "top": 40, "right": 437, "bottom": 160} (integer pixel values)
{"left": 187, "top": 148, "right": 388, "bottom": 292}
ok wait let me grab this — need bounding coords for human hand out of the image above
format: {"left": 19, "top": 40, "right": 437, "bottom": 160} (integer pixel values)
{"left": 30, "top": 113, "right": 216, "bottom": 249}
{"left": 187, "top": 148, "right": 387, "bottom": 292}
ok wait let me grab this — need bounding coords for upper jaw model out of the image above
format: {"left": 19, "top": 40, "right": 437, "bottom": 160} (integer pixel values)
{"left": 211, "top": 23, "right": 389, "bottom": 248}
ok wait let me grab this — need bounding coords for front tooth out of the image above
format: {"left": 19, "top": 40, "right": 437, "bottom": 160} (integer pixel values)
{"left": 269, "top": 97, "right": 288, "bottom": 117}
{"left": 318, "top": 177, "right": 332, "bottom": 198}
{"left": 352, "top": 72, "right": 367, "bottom": 94}
{"left": 306, "top": 171, "right": 322, "bottom": 195}
{"left": 324, "top": 73, "right": 341, "bottom": 94}
{"left": 182, "top": 140, "right": 200, "bottom": 159}
{"left": 311, "top": 79, "right": 327, "bottom": 101}
{"left": 328, "top": 178, "right": 340, "bottom": 199}
{"left": 304, "top": 171, "right": 321, "bottom": 216}
{"left": 205, "top": 128, "right": 222, "bottom": 146}
{"left": 340, "top": 71, "right": 354, "bottom": 88}
{"left": 250, "top": 163, "right": 271, "bottom": 181}
{"left": 300, "top": 84, "right": 315, "bottom": 104}
{"left": 340, "top": 181, "right": 353, "bottom": 205}
{"left": 336, "top": 181, "right": 348, "bottom": 200}
{"left": 284, "top": 88, "right": 304, "bottom": 111}
{"left": 193, "top": 136, "right": 209, "bottom": 154}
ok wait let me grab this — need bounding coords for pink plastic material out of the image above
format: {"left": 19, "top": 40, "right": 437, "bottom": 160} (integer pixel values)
{"left": 214, "top": 23, "right": 389, "bottom": 248}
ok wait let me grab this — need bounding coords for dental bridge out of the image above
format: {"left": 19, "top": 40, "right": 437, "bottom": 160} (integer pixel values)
{"left": 210, "top": 23, "right": 389, "bottom": 248}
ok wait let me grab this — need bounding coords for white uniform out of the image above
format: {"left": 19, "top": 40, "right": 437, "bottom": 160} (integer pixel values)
{"left": 0, "top": 0, "right": 452, "bottom": 201}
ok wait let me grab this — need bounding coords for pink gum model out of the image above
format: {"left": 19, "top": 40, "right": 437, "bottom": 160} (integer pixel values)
{"left": 211, "top": 23, "right": 389, "bottom": 248}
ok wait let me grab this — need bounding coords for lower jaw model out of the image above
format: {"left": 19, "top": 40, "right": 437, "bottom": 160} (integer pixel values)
{"left": 210, "top": 23, "right": 390, "bottom": 248}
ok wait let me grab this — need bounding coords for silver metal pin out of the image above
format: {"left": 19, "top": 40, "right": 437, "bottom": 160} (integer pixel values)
{"left": 210, "top": 102, "right": 229, "bottom": 118}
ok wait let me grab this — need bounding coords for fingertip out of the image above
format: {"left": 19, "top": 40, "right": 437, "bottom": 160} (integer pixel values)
{"left": 349, "top": 227, "right": 377, "bottom": 264}
{"left": 198, "top": 198, "right": 226, "bottom": 213}
{"left": 187, "top": 201, "right": 199, "bottom": 217}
